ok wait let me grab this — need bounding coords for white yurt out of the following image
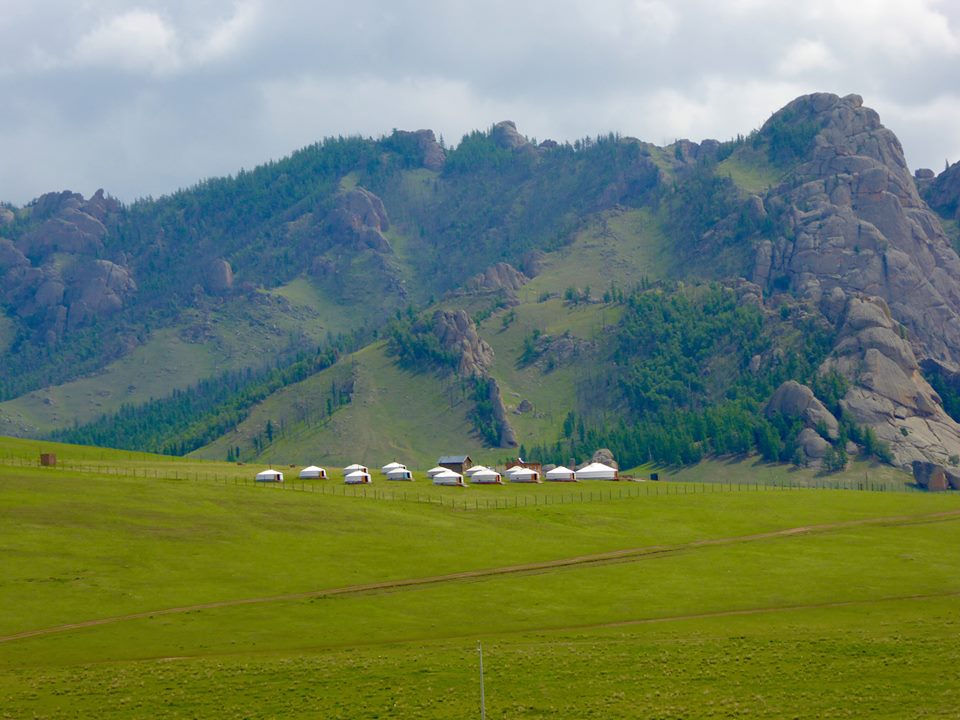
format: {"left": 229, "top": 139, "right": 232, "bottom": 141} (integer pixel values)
{"left": 299, "top": 465, "right": 327, "bottom": 479}
{"left": 464, "top": 465, "right": 490, "bottom": 477}
{"left": 506, "top": 465, "right": 541, "bottom": 483}
{"left": 545, "top": 465, "right": 576, "bottom": 482}
{"left": 575, "top": 462, "right": 619, "bottom": 480}
{"left": 255, "top": 469, "right": 284, "bottom": 482}
{"left": 344, "top": 470, "right": 372, "bottom": 484}
{"left": 381, "top": 461, "right": 406, "bottom": 474}
{"left": 385, "top": 467, "right": 414, "bottom": 481}
{"left": 426, "top": 466, "right": 448, "bottom": 478}
{"left": 344, "top": 463, "right": 368, "bottom": 475}
{"left": 469, "top": 468, "right": 503, "bottom": 484}
{"left": 432, "top": 469, "right": 465, "bottom": 486}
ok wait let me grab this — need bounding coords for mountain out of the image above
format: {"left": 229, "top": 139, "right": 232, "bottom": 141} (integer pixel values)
{"left": 4, "top": 93, "right": 960, "bottom": 477}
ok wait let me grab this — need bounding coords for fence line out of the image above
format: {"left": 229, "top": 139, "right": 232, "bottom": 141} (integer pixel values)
{"left": 0, "top": 454, "right": 924, "bottom": 511}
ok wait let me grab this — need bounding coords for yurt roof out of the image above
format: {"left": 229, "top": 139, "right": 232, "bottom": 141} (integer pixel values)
{"left": 381, "top": 462, "right": 405, "bottom": 472}
{"left": 256, "top": 469, "right": 282, "bottom": 476}
{"left": 301, "top": 465, "right": 323, "bottom": 472}
{"left": 464, "top": 465, "right": 489, "bottom": 475}
{"left": 344, "top": 463, "right": 367, "bottom": 472}
{"left": 546, "top": 465, "right": 573, "bottom": 475}
{"left": 578, "top": 462, "right": 616, "bottom": 473}
{"left": 345, "top": 470, "right": 370, "bottom": 478}
{"left": 434, "top": 468, "right": 462, "bottom": 478}
{"left": 471, "top": 468, "right": 501, "bottom": 478}
{"left": 427, "top": 466, "right": 447, "bottom": 475}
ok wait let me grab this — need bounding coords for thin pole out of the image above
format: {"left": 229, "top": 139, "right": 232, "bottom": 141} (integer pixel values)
{"left": 478, "top": 641, "right": 486, "bottom": 720}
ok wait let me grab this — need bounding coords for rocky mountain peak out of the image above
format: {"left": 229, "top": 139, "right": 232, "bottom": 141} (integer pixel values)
{"left": 754, "top": 92, "right": 960, "bottom": 365}
{"left": 492, "top": 121, "right": 529, "bottom": 151}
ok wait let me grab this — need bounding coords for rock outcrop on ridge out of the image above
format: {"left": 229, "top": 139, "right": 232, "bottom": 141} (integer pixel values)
{"left": 1, "top": 190, "right": 136, "bottom": 345}
{"left": 753, "top": 93, "right": 960, "bottom": 365}
{"left": 744, "top": 93, "right": 960, "bottom": 469}
{"left": 819, "top": 295, "right": 960, "bottom": 467}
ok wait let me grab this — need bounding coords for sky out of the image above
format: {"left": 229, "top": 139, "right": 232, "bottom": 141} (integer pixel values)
{"left": 1, "top": 0, "right": 959, "bottom": 205}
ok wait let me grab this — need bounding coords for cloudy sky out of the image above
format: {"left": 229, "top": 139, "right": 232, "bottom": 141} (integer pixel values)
{"left": 2, "top": 0, "right": 959, "bottom": 205}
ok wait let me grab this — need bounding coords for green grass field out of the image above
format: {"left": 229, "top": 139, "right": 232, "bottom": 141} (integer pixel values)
{"left": 2, "top": 436, "right": 960, "bottom": 718}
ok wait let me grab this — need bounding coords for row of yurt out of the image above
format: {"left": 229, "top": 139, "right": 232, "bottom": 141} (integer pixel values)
{"left": 256, "top": 459, "right": 620, "bottom": 485}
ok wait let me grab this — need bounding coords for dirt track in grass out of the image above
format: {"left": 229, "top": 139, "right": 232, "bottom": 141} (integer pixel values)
{"left": 3, "top": 508, "right": 960, "bottom": 645}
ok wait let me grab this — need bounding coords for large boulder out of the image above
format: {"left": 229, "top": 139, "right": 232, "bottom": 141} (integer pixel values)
{"left": 464, "top": 262, "right": 528, "bottom": 295}
{"left": 822, "top": 295, "right": 960, "bottom": 467}
{"left": 492, "top": 121, "right": 528, "bottom": 151}
{"left": 325, "top": 187, "right": 392, "bottom": 253}
{"left": 911, "top": 461, "right": 960, "bottom": 491}
{"left": 204, "top": 258, "right": 234, "bottom": 295}
{"left": 797, "top": 427, "right": 831, "bottom": 459}
{"left": 765, "top": 380, "right": 839, "bottom": 439}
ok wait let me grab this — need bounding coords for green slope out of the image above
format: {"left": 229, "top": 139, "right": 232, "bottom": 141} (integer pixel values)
{"left": 0, "top": 276, "right": 372, "bottom": 437}
{"left": 190, "top": 206, "right": 672, "bottom": 465}
{"left": 193, "top": 341, "right": 483, "bottom": 468}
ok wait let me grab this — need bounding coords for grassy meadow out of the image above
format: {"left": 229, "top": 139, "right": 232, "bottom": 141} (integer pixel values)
{"left": 2, "top": 437, "right": 960, "bottom": 717}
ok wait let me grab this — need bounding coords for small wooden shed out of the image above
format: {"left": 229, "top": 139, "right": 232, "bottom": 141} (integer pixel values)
{"left": 438, "top": 455, "right": 472, "bottom": 475}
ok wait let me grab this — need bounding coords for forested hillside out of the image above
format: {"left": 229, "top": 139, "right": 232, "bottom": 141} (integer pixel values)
{"left": 6, "top": 94, "right": 960, "bottom": 473}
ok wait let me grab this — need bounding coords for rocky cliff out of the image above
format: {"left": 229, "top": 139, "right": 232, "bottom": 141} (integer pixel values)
{"left": 1, "top": 190, "right": 135, "bottom": 345}
{"left": 753, "top": 93, "right": 960, "bottom": 365}
{"left": 743, "top": 93, "right": 960, "bottom": 469}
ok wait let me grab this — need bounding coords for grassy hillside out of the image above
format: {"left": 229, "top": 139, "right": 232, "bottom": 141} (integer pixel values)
{"left": 0, "top": 276, "right": 372, "bottom": 437}
{"left": 1, "top": 437, "right": 958, "bottom": 717}
{"left": 189, "top": 207, "right": 671, "bottom": 465}
{"left": 193, "top": 341, "right": 483, "bottom": 468}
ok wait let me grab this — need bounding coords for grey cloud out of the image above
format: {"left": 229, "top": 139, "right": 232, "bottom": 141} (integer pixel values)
{"left": 1, "top": 0, "right": 958, "bottom": 204}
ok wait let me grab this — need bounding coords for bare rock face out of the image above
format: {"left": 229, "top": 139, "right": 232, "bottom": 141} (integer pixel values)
{"left": 821, "top": 295, "right": 960, "bottom": 467}
{"left": 64, "top": 260, "right": 138, "bottom": 329}
{"left": 391, "top": 129, "right": 446, "bottom": 171}
{"left": 492, "top": 121, "right": 528, "bottom": 151}
{"left": 765, "top": 380, "right": 839, "bottom": 439}
{"left": 17, "top": 191, "right": 109, "bottom": 257}
{"left": 0, "top": 238, "right": 28, "bottom": 270}
{"left": 432, "top": 309, "right": 495, "bottom": 377}
{"left": 204, "top": 258, "right": 234, "bottom": 294}
{"left": 326, "top": 187, "right": 392, "bottom": 253}
{"left": 1, "top": 190, "right": 134, "bottom": 344}
{"left": 922, "top": 160, "right": 960, "bottom": 222}
{"left": 464, "top": 262, "right": 528, "bottom": 294}
{"left": 486, "top": 378, "right": 518, "bottom": 448}
{"left": 753, "top": 93, "right": 960, "bottom": 365}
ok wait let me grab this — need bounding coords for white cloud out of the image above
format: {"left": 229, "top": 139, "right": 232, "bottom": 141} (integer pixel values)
{"left": 192, "top": 1, "right": 262, "bottom": 65}
{"left": 74, "top": 10, "right": 181, "bottom": 75}
{"left": 777, "top": 39, "right": 835, "bottom": 76}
